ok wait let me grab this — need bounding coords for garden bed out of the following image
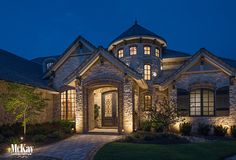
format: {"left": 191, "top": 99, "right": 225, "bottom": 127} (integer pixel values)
{"left": 0, "top": 120, "right": 75, "bottom": 155}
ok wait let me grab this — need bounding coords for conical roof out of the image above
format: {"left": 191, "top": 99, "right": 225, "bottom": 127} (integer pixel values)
{"left": 109, "top": 22, "right": 167, "bottom": 50}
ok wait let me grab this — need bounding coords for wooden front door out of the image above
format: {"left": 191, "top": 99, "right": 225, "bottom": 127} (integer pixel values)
{"left": 102, "top": 91, "right": 117, "bottom": 127}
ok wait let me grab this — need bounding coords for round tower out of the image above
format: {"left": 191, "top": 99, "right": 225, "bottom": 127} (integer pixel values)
{"left": 108, "top": 21, "right": 167, "bottom": 82}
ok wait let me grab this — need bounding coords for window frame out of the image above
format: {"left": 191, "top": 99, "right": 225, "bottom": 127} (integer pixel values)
{"left": 189, "top": 88, "right": 215, "bottom": 117}
{"left": 129, "top": 46, "right": 137, "bottom": 55}
{"left": 144, "top": 64, "right": 151, "bottom": 80}
{"left": 155, "top": 48, "right": 160, "bottom": 57}
{"left": 143, "top": 45, "right": 151, "bottom": 55}
{"left": 117, "top": 48, "right": 124, "bottom": 58}
{"left": 61, "top": 89, "right": 76, "bottom": 121}
{"left": 144, "top": 94, "right": 152, "bottom": 111}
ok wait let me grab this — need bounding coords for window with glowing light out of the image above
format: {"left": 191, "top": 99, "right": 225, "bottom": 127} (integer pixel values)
{"left": 155, "top": 48, "right": 160, "bottom": 57}
{"left": 61, "top": 89, "right": 76, "bottom": 120}
{"left": 190, "top": 89, "right": 214, "bottom": 116}
{"left": 144, "top": 95, "right": 152, "bottom": 111}
{"left": 46, "top": 62, "right": 54, "bottom": 70}
{"left": 144, "top": 46, "right": 151, "bottom": 55}
{"left": 129, "top": 46, "right": 137, "bottom": 55}
{"left": 118, "top": 49, "right": 124, "bottom": 58}
{"left": 144, "top": 64, "right": 151, "bottom": 80}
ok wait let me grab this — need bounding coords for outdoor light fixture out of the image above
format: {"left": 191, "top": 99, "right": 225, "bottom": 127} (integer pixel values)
{"left": 20, "top": 136, "right": 24, "bottom": 141}
{"left": 152, "top": 72, "right": 157, "bottom": 77}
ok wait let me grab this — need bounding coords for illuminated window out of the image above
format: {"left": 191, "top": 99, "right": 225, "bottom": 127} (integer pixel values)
{"left": 46, "top": 62, "right": 54, "bottom": 70}
{"left": 190, "top": 89, "right": 214, "bottom": 116}
{"left": 155, "top": 48, "right": 160, "bottom": 57}
{"left": 118, "top": 49, "right": 124, "bottom": 58}
{"left": 61, "top": 89, "right": 76, "bottom": 120}
{"left": 144, "top": 64, "right": 151, "bottom": 80}
{"left": 144, "top": 46, "right": 151, "bottom": 55}
{"left": 144, "top": 95, "right": 152, "bottom": 111}
{"left": 129, "top": 46, "right": 137, "bottom": 55}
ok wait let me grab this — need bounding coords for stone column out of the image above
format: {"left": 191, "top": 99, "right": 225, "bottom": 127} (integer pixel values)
{"left": 75, "top": 82, "right": 84, "bottom": 133}
{"left": 123, "top": 79, "right": 134, "bottom": 133}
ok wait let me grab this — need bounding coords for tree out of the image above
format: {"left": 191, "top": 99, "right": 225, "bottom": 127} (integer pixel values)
{"left": 0, "top": 82, "right": 47, "bottom": 135}
{"left": 149, "top": 98, "right": 183, "bottom": 132}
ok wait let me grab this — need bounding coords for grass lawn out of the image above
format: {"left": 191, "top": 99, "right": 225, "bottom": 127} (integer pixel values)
{"left": 94, "top": 140, "right": 236, "bottom": 160}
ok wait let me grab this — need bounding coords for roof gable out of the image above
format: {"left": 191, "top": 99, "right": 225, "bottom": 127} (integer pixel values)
{"left": 158, "top": 48, "right": 235, "bottom": 88}
{"left": 64, "top": 47, "right": 148, "bottom": 89}
{"left": 43, "top": 36, "right": 96, "bottom": 78}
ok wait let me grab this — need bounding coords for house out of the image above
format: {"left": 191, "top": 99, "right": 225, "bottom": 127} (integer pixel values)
{"left": 1, "top": 22, "right": 236, "bottom": 134}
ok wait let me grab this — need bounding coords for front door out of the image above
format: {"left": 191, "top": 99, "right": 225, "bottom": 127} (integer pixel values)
{"left": 102, "top": 91, "right": 117, "bottom": 127}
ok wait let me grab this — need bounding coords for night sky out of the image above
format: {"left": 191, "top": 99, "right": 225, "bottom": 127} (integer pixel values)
{"left": 0, "top": 0, "right": 236, "bottom": 60}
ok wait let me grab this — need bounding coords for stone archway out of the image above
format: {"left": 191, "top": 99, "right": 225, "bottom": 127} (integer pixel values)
{"left": 76, "top": 79, "right": 123, "bottom": 134}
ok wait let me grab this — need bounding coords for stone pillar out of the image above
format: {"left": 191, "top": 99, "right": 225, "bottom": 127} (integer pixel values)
{"left": 123, "top": 79, "right": 134, "bottom": 133}
{"left": 75, "top": 83, "right": 84, "bottom": 133}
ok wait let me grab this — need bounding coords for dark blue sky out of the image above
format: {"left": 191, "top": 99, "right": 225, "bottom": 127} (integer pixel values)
{"left": 0, "top": 0, "right": 236, "bottom": 60}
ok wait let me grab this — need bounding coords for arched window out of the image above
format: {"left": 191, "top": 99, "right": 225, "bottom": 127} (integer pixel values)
{"left": 144, "top": 46, "right": 151, "bottom": 55}
{"left": 155, "top": 48, "right": 160, "bottom": 57}
{"left": 129, "top": 46, "right": 137, "bottom": 55}
{"left": 144, "top": 94, "right": 152, "bottom": 111}
{"left": 61, "top": 89, "right": 76, "bottom": 120}
{"left": 118, "top": 49, "right": 124, "bottom": 58}
{"left": 190, "top": 89, "right": 214, "bottom": 116}
{"left": 46, "top": 62, "right": 54, "bottom": 70}
{"left": 144, "top": 64, "right": 151, "bottom": 80}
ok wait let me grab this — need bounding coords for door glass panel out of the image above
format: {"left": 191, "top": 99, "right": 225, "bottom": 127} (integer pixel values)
{"left": 105, "top": 94, "right": 112, "bottom": 117}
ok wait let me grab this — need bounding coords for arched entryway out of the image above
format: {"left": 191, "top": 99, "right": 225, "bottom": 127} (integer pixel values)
{"left": 83, "top": 79, "right": 123, "bottom": 133}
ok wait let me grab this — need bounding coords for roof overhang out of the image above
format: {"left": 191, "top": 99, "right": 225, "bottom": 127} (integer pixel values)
{"left": 108, "top": 36, "right": 167, "bottom": 51}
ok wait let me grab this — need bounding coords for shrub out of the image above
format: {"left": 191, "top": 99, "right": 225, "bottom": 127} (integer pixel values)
{"left": 140, "top": 121, "right": 152, "bottom": 132}
{"left": 231, "top": 125, "right": 236, "bottom": 138}
{"left": 213, "top": 125, "right": 228, "bottom": 137}
{"left": 47, "top": 131, "right": 65, "bottom": 139}
{"left": 180, "top": 122, "right": 192, "bottom": 136}
{"left": 8, "top": 137, "right": 21, "bottom": 144}
{"left": 32, "top": 134, "right": 47, "bottom": 143}
{"left": 0, "top": 134, "right": 4, "bottom": 143}
{"left": 149, "top": 98, "right": 184, "bottom": 132}
{"left": 197, "top": 123, "right": 211, "bottom": 136}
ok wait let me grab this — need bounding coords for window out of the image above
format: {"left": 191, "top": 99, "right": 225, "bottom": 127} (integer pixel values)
{"left": 144, "top": 95, "right": 152, "bottom": 111}
{"left": 118, "top": 49, "right": 124, "bottom": 58}
{"left": 155, "top": 48, "right": 160, "bottom": 57}
{"left": 144, "top": 64, "right": 151, "bottom": 80}
{"left": 144, "top": 46, "right": 151, "bottom": 55}
{"left": 129, "top": 46, "right": 137, "bottom": 55}
{"left": 61, "top": 89, "right": 76, "bottom": 120}
{"left": 46, "top": 62, "right": 54, "bottom": 70}
{"left": 190, "top": 89, "right": 214, "bottom": 116}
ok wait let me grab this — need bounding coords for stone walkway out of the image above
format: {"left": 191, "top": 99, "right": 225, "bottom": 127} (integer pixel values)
{"left": 1, "top": 134, "right": 121, "bottom": 160}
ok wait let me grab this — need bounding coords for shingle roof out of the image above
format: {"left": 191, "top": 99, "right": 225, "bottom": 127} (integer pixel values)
{"left": 110, "top": 22, "right": 167, "bottom": 46}
{"left": 0, "top": 49, "right": 55, "bottom": 91}
{"left": 31, "top": 55, "right": 60, "bottom": 65}
{"left": 219, "top": 57, "right": 236, "bottom": 68}
{"left": 162, "top": 49, "right": 191, "bottom": 58}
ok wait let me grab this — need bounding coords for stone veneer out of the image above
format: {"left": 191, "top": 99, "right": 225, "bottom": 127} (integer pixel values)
{"left": 169, "top": 71, "right": 236, "bottom": 133}
{"left": 123, "top": 79, "right": 134, "bottom": 133}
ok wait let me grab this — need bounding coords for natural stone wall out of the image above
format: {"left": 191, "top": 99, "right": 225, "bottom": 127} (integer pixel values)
{"left": 53, "top": 54, "right": 91, "bottom": 90}
{"left": 168, "top": 72, "right": 236, "bottom": 133}
{"left": 75, "top": 84, "right": 84, "bottom": 133}
{"left": 123, "top": 79, "right": 134, "bottom": 133}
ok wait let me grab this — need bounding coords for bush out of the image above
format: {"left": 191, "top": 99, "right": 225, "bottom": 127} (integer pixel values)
{"left": 8, "top": 137, "right": 21, "bottom": 144}
{"left": 197, "top": 123, "right": 211, "bottom": 136}
{"left": 213, "top": 125, "right": 228, "bottom": 137}
{"left": 180, "top": 122, "right": 192, "bottom": 136}
{"left": 140, "top": 121, "right": 152, "bottom": 132}
{"left": 231, "top": 125, "right": 236, "bottom": 138}
{"left": 32, "top": 134, "right": 47, "bottom": 143}
{"left": 47, "top": 131, "right": 65, "bottom": 139}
